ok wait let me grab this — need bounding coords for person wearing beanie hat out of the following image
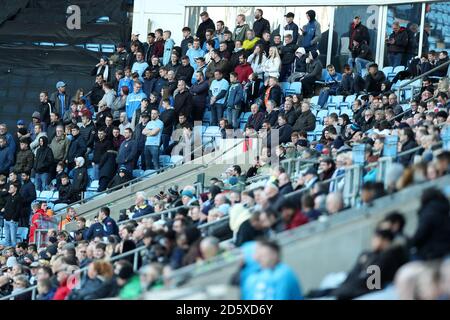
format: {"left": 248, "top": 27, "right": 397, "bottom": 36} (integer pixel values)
{"left": 301, "top": 10, "right": 321, "bottom": 52}
{"left": 301, "top": 50, "right": 323, "bottom": 98}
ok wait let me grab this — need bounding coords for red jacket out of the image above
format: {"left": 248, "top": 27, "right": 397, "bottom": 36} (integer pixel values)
{"left": 53, "top": 282, "right": 71, "bottom": 300}
{"left": 29, "top": 209, "right": 52, "bottom": 243}
{"left": 285, "top": 210, "right": 309, "bottom": 230}
{"left": 234, "top": 63, "right": 253, "bottom": 85}
{"left": 153, "top": 39, "right": 165, "bottom": 58}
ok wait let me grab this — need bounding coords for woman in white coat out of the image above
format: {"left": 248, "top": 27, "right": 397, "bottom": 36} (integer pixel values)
{"left": 247, "top": 44, "right": 267, "bottom": 80}
{"left": 262, "top": 46, "right": 281, "bottom": 80}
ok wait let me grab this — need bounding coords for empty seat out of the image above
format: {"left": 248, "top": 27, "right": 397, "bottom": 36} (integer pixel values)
{"left": 382, "top": 67, "right": 393, "bottom": 79}
{"left": 280, "top": 82, "right": 290, "bottom": 95}
{"left": 16, "top": 227, "right": 29, "bottom": 242}
{"left": 170, "top": 155, "right": 184, "bottom": 165}
{"left": 310, "top": 96, "right": 320, "bottom": 106}
{"left": 288, "top": 82, "right": 302, "bottom": 95}
{"left": 87, "top": 180, "right": 99, "bottom": 191}
{"left": 159, "top": 155, "right": 171, "bottom": 167}
{"left": 132, "top": 169, "right": 144, "bottom": 178}
{"left": 240, "top": 112, "right": 252, "bottom": 123}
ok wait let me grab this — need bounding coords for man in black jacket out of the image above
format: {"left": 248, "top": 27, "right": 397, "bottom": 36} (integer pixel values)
{"left": 39, "top": 91, "right": 54, "bottom": 126}
{"left": 350, "top": 39, "right": 373, "bottom": 76}
{"left": 50, "top": 82, "right": 71, "bottom": 119}
{"left": 1, "top": 182, "right": 22, "bottom": 246}
{"left": 116, "top": 128, "right": 137, "bottom": 171}
{"left": 364, "top": 63, "right": 386, "bottom": 95}
{"left": 46, "top": 112, "right": 63, "bottom": 143}
{"left": 133, "top": 112, "right": 150, "bottom": 170}
{"left": 253, "top": 9, "right": 271, "bottom": 38}
{"left": 159, "top": 99, "right": 176, "bottom": 153}
{"left": 79, "top": 114, "right": 96, "bottom": 153}
{"left": 190, "top": 71, "right": 209, "bottom": 122}
{"left": 337, "top": 64, "right": 364, "bottom": 96}
{"left": 348, "top": 16, "right": 370, "bottom": 52}
{"left": 292, "top": 102, "right": 316, "bottom": 132}
{"left": 275, "top": 115, "right": 293, "bottom": 144}
{"left": 33, "top": 136, "right": 54, "bottom": 192}
{"left": 196, "top": 12, "right": 215, "bottom": 46}
{"left": 56, "top": 174, "right": 79, "bottom": 205}
{"left": 19, "top": 171, "right": 36, "bottom": 228}
{"left": 386, "top": 21, "right": 409, "bottom": 68}
{"left": 66, "top": 126, "right": 87, "bottom": 170}
{"left": 90, "top": 75, "right": 105, "bottom": 109}
{"left": 280, "top": 34, "right": 298, "bottom": 81}
{"left": 92, "top": 128, "right": 113, "bottom": 180}
{"left": 331, "top": 229, "right": 407, "bottom": 300}
{"left": 174, "top": 80, "right": 193, "bottom": 122}
{"left": 176, "top": 56, "right": 195, "bottom": 86}
{"left": 397, "top": 126, "right": 418, "bottom": 166}
{"left": 180, "top": 27, "right": 194, "bottom": 56}
{"left": 279, "top": 99, "right": 298, "bottom": 126}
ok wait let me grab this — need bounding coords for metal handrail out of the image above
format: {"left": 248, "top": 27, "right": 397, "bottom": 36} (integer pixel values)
{"left": 51, "top": 136, "right": 217, "bottom": 218}
{"left": 117, "top": 205, "right": 195, "bottom": 226}
{"left": 0, "top": 243, "right": 150, "bottom": 301}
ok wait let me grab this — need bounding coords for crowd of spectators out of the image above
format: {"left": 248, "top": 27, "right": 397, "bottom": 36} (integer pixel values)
{"left": 0, "top": 8, "right": 450, "bottom": 300}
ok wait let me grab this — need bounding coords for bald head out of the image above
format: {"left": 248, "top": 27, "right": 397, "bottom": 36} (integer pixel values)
{"left": 326, "top": 192, "right": 344, "bottom": 215}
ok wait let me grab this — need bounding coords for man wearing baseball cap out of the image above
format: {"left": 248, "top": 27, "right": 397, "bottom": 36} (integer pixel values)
{"left": 50, "top": 81, "right": 71, "bottom": 118}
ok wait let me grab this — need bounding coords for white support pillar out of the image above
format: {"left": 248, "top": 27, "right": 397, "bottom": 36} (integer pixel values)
{"left": 418, "top": 2, "right": 426, "bottom": 58}
{"left": 132, "top": 0, "right": 186, "bottom": 45}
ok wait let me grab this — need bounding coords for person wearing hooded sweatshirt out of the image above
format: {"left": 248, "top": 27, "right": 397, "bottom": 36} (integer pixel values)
{"left": 287, "top": 47, "right": 308, "bottom": 82}
{"left": 162, "top": 31, "right": 175, "bottom": 66}
{"left": 301, "top": 50, "right": 323, "bottom": 98}
{"left": 300, "top": 10, "right": 322, "bottom": 52}
{"left": 107, "top": 166, "right": 132, "bottom": 190}
{"left": 33, "top": 136, "right": 54, "bottom": 191}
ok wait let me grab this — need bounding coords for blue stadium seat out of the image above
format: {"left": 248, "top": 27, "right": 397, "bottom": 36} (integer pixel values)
{"left": 288, "top": 82, "right": 302, "bottom": 95}
{"left": 280, "top": 82, "right": 290, "bottom": 95}
{"left": 132, "top": 169, "right": 144, "bottom": 178}
{"left": 159, "top": 155, "right": 171, "bottom": 167}
{"left": 87, "top": 180, "right": 99, "bottom": 191}
{"left": 310, "top": 96, "right": 320, "bottom": 106}
{"left": 96, "top": 16, "right": 110, "bottom": 23}
{"left": 16, "top": 227, "right": 29, "bottom": 242}
{"left": 143, "top": 170, "right": 156, "bottom": 176}
{"left": 170, "top": 155, "right": 184, "bottom": 165}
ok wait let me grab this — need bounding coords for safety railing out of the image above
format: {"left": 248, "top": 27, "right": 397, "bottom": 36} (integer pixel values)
{"left": 50, "top": 137, "right": 215, "bottom": 218}
{"left": 33, "top": 138, "right": 247, "bottom": 239}
{"left": 0, "top": 244, "right": 149, "bottom": 300}
{"left": 396, "top": 59, "right": 450, "bottom": 103}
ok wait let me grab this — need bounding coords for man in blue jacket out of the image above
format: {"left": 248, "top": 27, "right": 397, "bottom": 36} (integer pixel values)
{"left": 225, "top": 72, "right": 244, "bottom": 130}
{"left": 300, "top": 10, "right": 322, "bottom": 52}
{"left": 0, "top": 136, "right": 14, "bottom": 176}
{"left": 66, "top": 126, "right": 87, "bottom": 171}
{"left": 126, "top": 82, "right": 147, "bottom": 122}
{"left": 85, "top": 207, "right": 119, "bottom": 240}
{"left": 116, "top": 127, "right": 137, "bottom": 171}
{"left": 241, "top": 239, "right": 303, "bottom": 300}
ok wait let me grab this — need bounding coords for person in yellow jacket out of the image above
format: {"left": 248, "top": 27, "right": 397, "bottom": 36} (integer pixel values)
{"left": 242, "top": 30, "right": 260, "bottom": 52}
